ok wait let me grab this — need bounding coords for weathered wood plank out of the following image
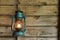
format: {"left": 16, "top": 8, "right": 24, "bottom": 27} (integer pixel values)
{"left": 0, "top": 0, "right": 58, "bottom": 5}
{"left": 37, "top": 38, "right": 57, "bottom": 40}
{"left": 0, "top": 16, "right": 57, "bottom": 26}
{"left": 0, "top": 37, "right": 15, "bottom": 40}
{"left": 0, "top": 27, "right": 57, "bottom": 36}
{"left": 26, "top": 16, "right": 57, "bottom": 26}
{"left": 18, "top": 37, "right": 57, "bottom": 40}
{"left": 18, "top": 37, "right": 37, "bottom": 40}
{"left": 0, "top": 6, "right": 58, "bottom": 15}
{"left": 19, "top": 0, "right": 58, "bottom": 5}
{"left": 19, "top": 6, "right": 58, "bottom": 15}
{"left": 0, "top": 6, "right": 16, "bottom": 15}
{"left": 0, "top": 27, "right": 12, "bottom": 36}
{"left": 25, "top": 27, "right": 57, "bottom": 36}
{"left": 0, "top": 0, "right": 16, "bottom": 5}
{"left": 0, "top": 16, "right": 11, "bottom": 26}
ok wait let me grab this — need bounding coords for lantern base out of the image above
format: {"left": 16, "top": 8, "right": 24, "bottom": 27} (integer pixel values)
{"left": 13, "top": 31, "right": 24, "bottom": 37}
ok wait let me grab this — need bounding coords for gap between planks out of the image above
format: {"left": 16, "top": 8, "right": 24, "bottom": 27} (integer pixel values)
{"left": 0, "top": 4, "right": 58, "bottom": 6}
{"left": 0, "top": 36, "right": 57, "bottom": 38}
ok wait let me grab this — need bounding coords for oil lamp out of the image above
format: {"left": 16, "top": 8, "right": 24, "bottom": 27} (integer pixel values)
{"left": 11, "top": 10, "right": 26, "bottom": 37}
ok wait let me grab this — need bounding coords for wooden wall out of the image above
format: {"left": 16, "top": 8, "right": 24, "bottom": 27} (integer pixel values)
{"left": 0, "top": 0, "right": 58, "bottom": 40}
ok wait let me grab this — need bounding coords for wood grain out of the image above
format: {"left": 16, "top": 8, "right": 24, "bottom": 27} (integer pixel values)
{"left": 0, "top": 27, "right": 57, "bottom": 36}
{"left": 0, "top": 16, "right": 57, "bottom": 26}
{"left": 26, "top": 16, "right": 57, "bottom": 26}
{"left": 0, "top": 16, "right": 11, "bottom": 26}
{"left": 0, "top": 27, "right": 12, "bottom": 36}
{"left": 0, "top": 6, "right": 58, "bottom": 15}
{"left": 37, "top": 38, "right": 57, "bottom": 40}
{"left": 25, "top": 27, "right": 57, "bottom": 36}
{"left": 0, "top": 6, "right": 16, "bottom": 15}
{"left": 19, "top": 0, "right": 58, "bottom": 5}
{"left": 18, "top": 37, "right": 57, "bottom": 40}
{"left": 0, "top": 38, "right": 15, "bottom": 40}
{"left": 0, "top": 0, "right": 16, "bottom": 5}
{"left": 19, "top": 6, "right": 58, "bottom": 15}
{"left": 18, "top": 37, "right": 37, "bottom": 40}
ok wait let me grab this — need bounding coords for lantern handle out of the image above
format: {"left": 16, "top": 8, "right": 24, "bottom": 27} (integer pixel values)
{"left": 12, "top": 16, "right": 15, "bottom": 32}
{"left": 24, "top": 16, "right": 26, "bottom": 32}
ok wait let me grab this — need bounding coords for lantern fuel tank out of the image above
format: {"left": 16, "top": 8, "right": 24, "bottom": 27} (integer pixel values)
{"left": 11, "top": 10, "right": 26, "bottom": 37}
